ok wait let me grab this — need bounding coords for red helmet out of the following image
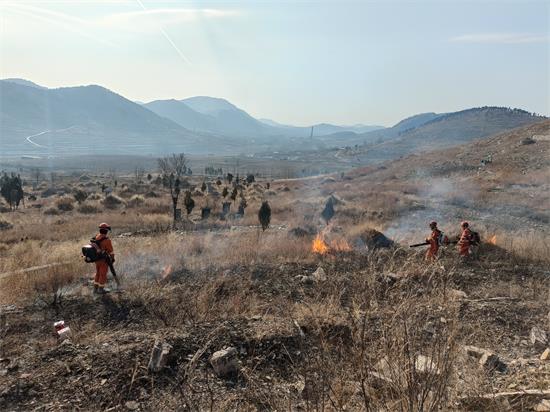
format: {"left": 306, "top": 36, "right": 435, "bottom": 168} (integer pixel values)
{"left": 461, "top": 221, "right": 469, "bottom": 228}
{"left": 99, "top": 222, "right": 111, "bottom": 230}
{"left": 429, "top": 221, "right": 437, "bottom": 227}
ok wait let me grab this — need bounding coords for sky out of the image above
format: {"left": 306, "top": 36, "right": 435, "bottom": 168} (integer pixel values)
{"left": 0, "top": 0, "right": 548, "bottom": 126}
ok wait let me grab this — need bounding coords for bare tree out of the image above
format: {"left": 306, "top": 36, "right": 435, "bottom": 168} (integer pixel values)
{"left": 167, "top": 174, "right": 181, "bottom": 224}
{"left": 158, "top": 153, "right": 187, "bottom": 178}
{"left": 31, "top": 168, "right": 42, "bottom": 188}
{"left": 158, "top": 153, "right": 188, "bottom": 224}
{"left": 134, "top": 167, "right": 145, "bottom": 183}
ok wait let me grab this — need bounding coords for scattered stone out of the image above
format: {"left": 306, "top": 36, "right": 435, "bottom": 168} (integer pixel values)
{"left": 382, "top": 272, "right": 402, "bottom": 284}
{"left": 312, "top": 267, "right": 327, "bottom": 281}
{"left": 297, "top": 275, "right": 314, "bottom": 285}
{"left": 479, "top": 351, "right": 507, "bottom": 372}
{"left": 148, "top": 340, "right": 172, "bottom": 373}
{"left": 530, "top": 327, "right": 548, "bottom": 349}
{"left": 448, "top": 289, "right": 468, "bottom": 300}
{"left": 415, "top": 355, "right": 440, "bottom": 377}
{"left": 210, "top": 347, "right": 239, "bottom": 377}
{"left": 463, "top": 345, "right": 507, "bottom": 372}
{"left": 125, "top": 400, "right": 140, "bottom": 410}
{"left": 534, "top": 399, "right": 550, "bottom": 411}
{"left": 540, "top": 348, "right": 550, "bottom": 361}
{"left": 464, "top": 345, "right": 487, "bottom": 359}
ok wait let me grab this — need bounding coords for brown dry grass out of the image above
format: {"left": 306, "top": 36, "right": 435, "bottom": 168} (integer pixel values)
{"left": 0, "top": 151, "right": 549, "bottom": 410}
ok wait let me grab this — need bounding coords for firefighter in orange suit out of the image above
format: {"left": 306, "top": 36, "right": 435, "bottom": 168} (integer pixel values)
{"left": 94, "top": 223, "right": 114, "bottom": 293}
{"left": 426, "top": 221, "right": 442, "bottom": 260}
{"left": 458, "top": 221, "right": 473, "bottom": 257}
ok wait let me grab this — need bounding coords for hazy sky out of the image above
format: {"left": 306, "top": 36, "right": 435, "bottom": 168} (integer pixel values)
{"left": 1, "top": 0, "right": 548, "bottom": 126}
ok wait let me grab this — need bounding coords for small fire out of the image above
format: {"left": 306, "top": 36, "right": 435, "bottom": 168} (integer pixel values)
{"left": 312, "top": 234, "right": 329, "bottom": 255}
{"left": 488, "top": 235, "right": 497, "bottom": 245}
{"left": 311, "top": 233, "right": 351, "bottom": 254}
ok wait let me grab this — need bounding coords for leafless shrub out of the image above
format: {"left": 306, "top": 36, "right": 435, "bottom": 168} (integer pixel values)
{"left": 77, "top": 202, "right": 100, "bottom": 214}
{"left": 43, "top": 206, "right": 60, "bottom": 215}
{"left": 127, "top": 194, "right": 145, "bottom": 208}
{"left": 56, "top": 196, "right": 75, "bottom": 212}
{"left": 103, "top": 194, "right": 125, "bottom": 209}
{"left": 0, "top": 218, "right": 13, "bottom": 231}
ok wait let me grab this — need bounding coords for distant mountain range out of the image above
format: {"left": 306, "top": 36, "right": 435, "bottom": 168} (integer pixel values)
{"left": 144, "top": 96, "right": 384, "bottom": 138}
{"left": 0, "top": 78, "right": 546, "bottom": 158}
{"left": 331, "top": 106, "right": 546, "bottom": 165}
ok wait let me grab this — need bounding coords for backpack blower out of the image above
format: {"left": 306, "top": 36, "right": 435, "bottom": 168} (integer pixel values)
{"left": 82, "top": 238, "right": 120, "bottom": 288}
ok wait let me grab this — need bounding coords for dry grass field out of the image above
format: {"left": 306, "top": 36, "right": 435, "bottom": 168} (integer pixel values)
{"left": 0, "top": 121, "right": 549, "bottom": 411}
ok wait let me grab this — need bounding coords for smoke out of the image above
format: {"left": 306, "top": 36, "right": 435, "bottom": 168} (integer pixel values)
{"left": 384, "top": 177, "right": 481, "bottom": 244}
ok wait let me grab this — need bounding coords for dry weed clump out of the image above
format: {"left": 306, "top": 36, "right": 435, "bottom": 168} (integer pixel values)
{"left": 127, "top": 194, "right": 145, "bottom": 208}
{"left": 55, "top": 196, "right": 75, "bottom": 212}
{"left": 43, "top": 206, "right": 60, "bottom": 216}
{"left": 0, "top": 218, "right": 13, "bottom": 231}
{"left": 87, "top": 192, "right": 103, "bottom": 201}
{"left": 77, "top": 202, "right": 100, "bottom": 214}
{"left": 103, "top": 194, "right": 125, "bottom": 209}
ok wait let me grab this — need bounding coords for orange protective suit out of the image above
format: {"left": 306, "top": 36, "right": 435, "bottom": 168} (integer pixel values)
{"left": 458, "top": 227, "right": 472, "bottom": 257}
{"left": 94, "top": 233, "right": 114, "bottom": 288}
{"left": 426, "top": 229, "right": 441, "bottom": 260}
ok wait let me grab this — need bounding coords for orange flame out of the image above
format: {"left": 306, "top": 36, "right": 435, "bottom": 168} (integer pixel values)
{"left": 312, "top": 233, "right": 351, "bottom": 254}
{"left": 488, "top": 235, "right": 497, "bottom": 245}
{"left": 312, "top": 234, "right": 329, "bottom": 255}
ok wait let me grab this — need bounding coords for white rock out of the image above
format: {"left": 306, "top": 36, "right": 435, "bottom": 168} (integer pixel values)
{"left": 312, "top": 267, "right": 327, "bottom": 281}
{"left": 448, "top": 289, "right": 468, "bottom": 300}
{"left": 415, "top": 355, "right": 440, "bottom": 377}
{"left": 530, "top": 327, "right": 548, "bottom": 348}
{"left": 210, "top": 347, "right": 239, "bottom": 377}
{"left": 534, "top": 399, "right": 550, "bottom": 411}
{"left": 148, "top": 340, "right": 172, "bottom": 373}
{"left": 125, "top": 400, "right": 139, "bottom": 410}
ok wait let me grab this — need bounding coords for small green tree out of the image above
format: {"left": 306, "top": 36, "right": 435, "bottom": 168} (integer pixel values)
{"left": 258, "top": 201, "right": 271, "bottom": 231}
{"left": 73, "top": 189, "right": 88, "bottom": 204}
{"left": 184, "top": 190, "right": 195, "bottom": 215}
{"left": 0, "top": 173, "right": 24, "bottom": 211}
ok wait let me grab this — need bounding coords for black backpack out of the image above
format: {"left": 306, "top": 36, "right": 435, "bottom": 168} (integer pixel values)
{"left": 470, "top": 230, "right": 481, "bottom": 245}
{"left": 81, "top": 238, "right": 106, "bottom": 263}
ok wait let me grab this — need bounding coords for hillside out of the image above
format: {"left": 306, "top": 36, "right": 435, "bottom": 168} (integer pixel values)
{"left": 2, "top": 78, "right": 48, "bottom": 90}
{"left": 146, "top": 96, "right": 384, "bottom": 138}
{"left": 334, "top": 107, "right": 546, "bottom": 163}
{"left": 334, "top": 119, "right": 550, "bottom": 240}
{"left": 0, "top": 124, "right": 548, "bottom": 409}
{"left": 180, "top": 96, "right": 270, "bottom": 137}
{"left": 0, "top": 81, "right": 231, "bottom": 156}
{"left": 143, "top": 99, "right": 219, "bottom": 133}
